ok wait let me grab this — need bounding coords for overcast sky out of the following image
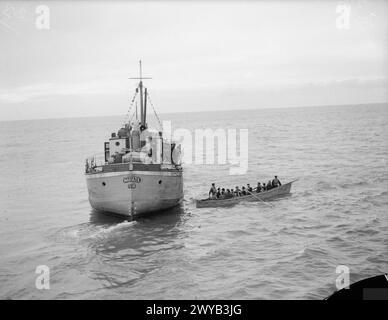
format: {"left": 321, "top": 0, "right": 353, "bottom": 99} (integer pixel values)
{"left": 0, "top": 0, "right": 387, "bottom": 121}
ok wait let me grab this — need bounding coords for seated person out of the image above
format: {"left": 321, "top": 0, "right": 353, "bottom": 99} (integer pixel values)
{"left": 267, "top": 180, "right": 273, "bottom": 190}
{"left": 262, "top": 183, "right": 266, "bottom": 191}
{"left": 216, "top": 187, "right": 221, "bottom": 198}
{"left": 235, "top": 186, "right": 241, "bottom": 196}
{"left": 241, "top": 186, "right": 247, "bottom": 195}
{"left": 247, "top": 184, "right": 253, "bottom": 193}
{"left": 256, "top": 182, "right": 262, "bottom": 193}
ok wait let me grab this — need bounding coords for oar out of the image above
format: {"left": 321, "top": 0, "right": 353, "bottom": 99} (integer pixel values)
{"left": 247, "top": 191, "right": 274, "bottom": 207}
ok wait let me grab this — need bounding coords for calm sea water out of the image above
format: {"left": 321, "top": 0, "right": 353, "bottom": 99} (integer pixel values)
{"left": 0, "top": 104, "right": 387, "bottom": 299}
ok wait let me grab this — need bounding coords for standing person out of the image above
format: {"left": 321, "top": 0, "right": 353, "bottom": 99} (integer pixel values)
{"left": 272, "top": 175, "right": 282, "bottom": 188}
{"left": 256, "top": 182, "right": 262, "bottom": 193}
{"left": 209, "top": 183, "right": 217, "bottom": 199}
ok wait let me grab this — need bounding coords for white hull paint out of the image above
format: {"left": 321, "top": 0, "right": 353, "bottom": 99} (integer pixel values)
{"left": 86, "top": 170, "right": 183, "bottom": 218}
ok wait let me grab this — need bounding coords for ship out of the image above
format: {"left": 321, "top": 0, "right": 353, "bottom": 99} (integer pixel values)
{"left": 85, "top": 61, "right": 183, "bottom": 219}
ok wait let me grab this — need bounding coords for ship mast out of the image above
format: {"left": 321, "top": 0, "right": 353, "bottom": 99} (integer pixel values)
{"left": 130, "top": 60, "right": 151, "bottom": 130}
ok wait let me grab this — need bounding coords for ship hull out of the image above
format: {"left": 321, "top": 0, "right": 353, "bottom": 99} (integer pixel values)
{"left": 85, "top": 169, "right": 183, "bottom": 218}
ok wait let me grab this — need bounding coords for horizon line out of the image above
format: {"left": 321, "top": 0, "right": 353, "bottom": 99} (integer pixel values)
{"left": 1, "top": 101, "right": 387, "bottom": 123}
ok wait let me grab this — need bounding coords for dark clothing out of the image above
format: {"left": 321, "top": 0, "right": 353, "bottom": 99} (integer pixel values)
{"left": 272, "top": 178, "right": 281, "bottom": 187}
{"left": 247, "top": 187, "right": 253, "bottom": 192}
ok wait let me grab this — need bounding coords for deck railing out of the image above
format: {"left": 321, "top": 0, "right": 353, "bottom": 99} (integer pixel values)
{"left": 85, "top": 155, "right": 105, "bottom": 173}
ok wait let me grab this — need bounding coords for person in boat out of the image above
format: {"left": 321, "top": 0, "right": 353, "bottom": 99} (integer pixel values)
{"left": 235, "top": 186, "right": 241, "bottom": 196}
{"left": 262, "top": 183, "right": 266, "bottom": 191}
{"left": 267, "top": 180, "right": 273, "bottom": 190}
{"left": 272, "top": 175, "right": 282, "bottom": 188}
{"left": 216, "top": 188, "right": 221, "bottom": 198}
{"left": 256, "top": 182, "right": 262, "bottom": 193}
{"left": 225, "top": 189, "right": 233, "bottom": 198}
{"left": 209, "top": 183, "right": 217, "bottom": 199}
{"left": 221, "top": 188, "right": 226, "bottom": 198}
{"left": 247, "top": 184, "right": 253, "bottom": 193}
{"left": 230, "top": 188, "right": 235, "bottom": 197}
{"left": 241, "top": 186, "right": 247, "bottom": 195}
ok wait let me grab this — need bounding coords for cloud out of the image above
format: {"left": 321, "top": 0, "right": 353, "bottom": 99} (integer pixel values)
{"left": 0, "top": 80, "right": 125, "bottom": 104}
{"left": 0, "top": 0, "right": 387, "bottom": 120}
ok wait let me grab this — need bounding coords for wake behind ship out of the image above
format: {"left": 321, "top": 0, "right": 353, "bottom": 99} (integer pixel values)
{"left": 85, "top": 62, "right": 183, "bottom": 219}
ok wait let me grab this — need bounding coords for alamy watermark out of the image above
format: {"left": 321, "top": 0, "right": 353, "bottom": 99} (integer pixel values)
{"left": 35, "top": 265, "right": 50, "bottom": 290}
{"left": 35, "top": 5, "right": 50, "bottom": 30}
{"left": 0, "top": 3, "right": 50, "bottom": 33}
{"left": 336, "top": 2, "right": 352, "bottom": 30}
{"left": 335, "top": 265, "right": 350, "bottom": 290}
{"left": 156, "top": 121, "right": 248, "bottom": 175}
{"left": 336, "top": 1, "right": 377, "bottom": 31}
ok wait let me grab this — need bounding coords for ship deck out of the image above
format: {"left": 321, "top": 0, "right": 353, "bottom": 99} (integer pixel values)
{"left": 86, "top": 162, "right": 182, "bottom": 175}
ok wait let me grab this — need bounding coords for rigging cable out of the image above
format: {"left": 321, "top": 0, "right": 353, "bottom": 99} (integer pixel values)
{"left": 146, "top": 91, "right": 163, "bottom": 130}
{"left": 122, "top": 88, "right": 138, "bottom": 126}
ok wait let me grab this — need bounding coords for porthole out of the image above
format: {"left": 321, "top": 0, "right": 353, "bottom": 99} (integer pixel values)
{"left": 102, "top": 182, "right": 106, "bottom": 186}
{"left": 158, "top": 180, "right": 162, "bottom": 184}
{"left": 115, "top": 141, "right": 120, "bottom": 146}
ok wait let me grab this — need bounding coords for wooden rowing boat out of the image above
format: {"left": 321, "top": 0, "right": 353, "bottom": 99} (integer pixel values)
{"left": 195, "top": 180, "right": 296, "bottom": 208}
